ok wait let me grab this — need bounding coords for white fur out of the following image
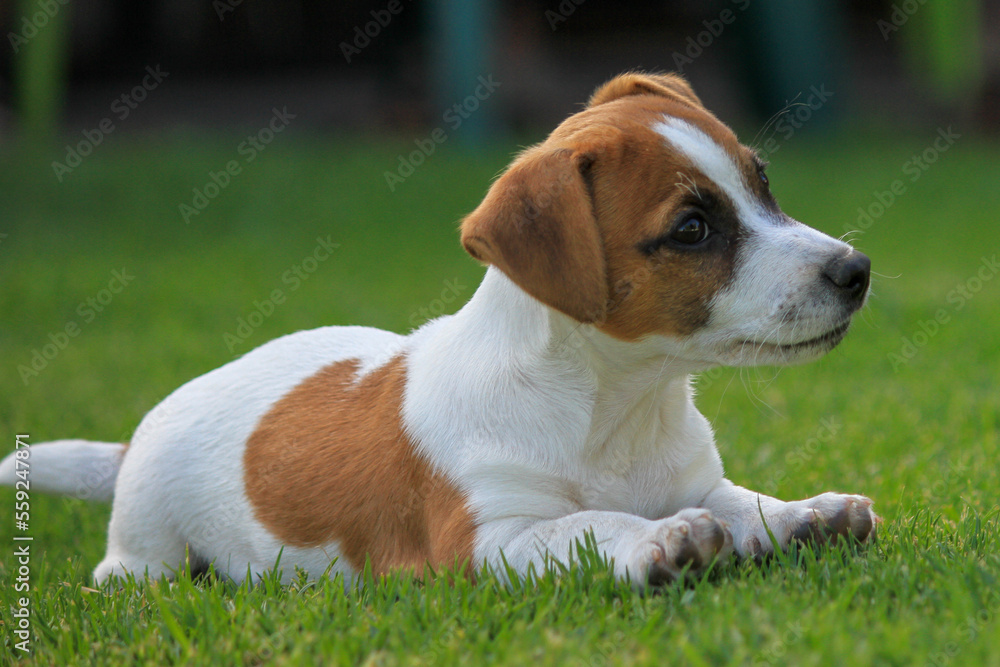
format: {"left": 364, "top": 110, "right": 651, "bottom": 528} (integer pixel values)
{"left": 0, "top": 107, "right": 876, "bottom": 588}
{"left": 403, "top": 269, "right": 725, "bottom": 577}
{"left": 0, "top": 440, "right": 124, "bottom": 502}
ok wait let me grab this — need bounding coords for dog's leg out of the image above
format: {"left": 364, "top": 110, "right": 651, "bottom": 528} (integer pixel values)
{"left": 480, "top": 508, "right": 733, "bottom": 588}
{"left": 92, "top": 508, "right": 194, "bottom": 584}
{"left": 699, "top": 479, "right": 878, "bottom": 559}
{"left": 93, "top": 549, "right": 187, "bottom": 584}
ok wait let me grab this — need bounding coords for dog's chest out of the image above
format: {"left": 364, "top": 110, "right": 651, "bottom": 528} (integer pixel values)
{"left": 565, "top": 410, "right": 719, "bottom": 518}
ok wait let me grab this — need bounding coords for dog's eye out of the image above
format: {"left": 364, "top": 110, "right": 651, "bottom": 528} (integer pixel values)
{"left": 757, "top": 164, "right": 769, "bottom": 186}
{"left": 637, "top": 212, "right": 714, "bottom": 255}
{"left": 670, "top": 215, "right": 710, "bottom": 245}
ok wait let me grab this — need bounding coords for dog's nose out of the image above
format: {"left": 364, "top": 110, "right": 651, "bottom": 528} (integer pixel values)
{"left": 823, "top": 250, "right": 871, "bottom": 303}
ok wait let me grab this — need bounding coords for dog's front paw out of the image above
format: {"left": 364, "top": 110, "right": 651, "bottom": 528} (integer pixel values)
{"left": 626, "top": 508, "right": 733, "bottom": 587}
{"left": 742, "top": 493, "right": 879, "bottom": 558}
{"left": 788, "top": 492, "right": 879, "bottom": 544}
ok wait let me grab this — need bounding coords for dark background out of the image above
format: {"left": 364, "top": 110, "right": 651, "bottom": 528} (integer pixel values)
{"left": 1, "top": 0, "right": 997, "bottom": 144}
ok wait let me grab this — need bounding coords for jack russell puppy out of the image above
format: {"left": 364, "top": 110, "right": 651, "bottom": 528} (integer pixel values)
{"left": 1, "top": 72, "right": 877, "bottom": 588}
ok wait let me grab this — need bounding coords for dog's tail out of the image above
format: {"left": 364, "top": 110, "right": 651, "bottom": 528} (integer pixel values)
{"left": 0, "top": 440, "right": 126, "bottom": 502}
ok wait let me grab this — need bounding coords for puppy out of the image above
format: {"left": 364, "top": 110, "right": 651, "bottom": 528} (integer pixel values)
{"left": 1, "top": 72, "right": 877, "bottom": 587}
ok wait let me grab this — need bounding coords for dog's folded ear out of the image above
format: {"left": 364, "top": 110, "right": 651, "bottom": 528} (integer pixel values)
{"left": 460, "top": 146, "right": 608, "bottom": 324}
{"left": 588, "top": 71, "right": 702, "bottom": 109}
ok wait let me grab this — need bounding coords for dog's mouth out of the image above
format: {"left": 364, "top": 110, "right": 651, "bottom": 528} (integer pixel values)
{"left": 738, "top": 320, "right": 852, "bottom": 354}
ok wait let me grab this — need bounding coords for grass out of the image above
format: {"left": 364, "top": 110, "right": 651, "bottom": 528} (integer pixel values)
{"left": 0, "top": 127, "right": 998, "bottom": 665}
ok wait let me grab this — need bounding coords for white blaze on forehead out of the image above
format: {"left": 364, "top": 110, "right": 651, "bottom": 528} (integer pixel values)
{"left": 653, "top": 117, "right": 765, "bottom": 227}
{"left": 653, "top": 116, "right": 849, "bottom": 256}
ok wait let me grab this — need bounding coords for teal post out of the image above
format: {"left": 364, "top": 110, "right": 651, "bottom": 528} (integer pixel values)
{"left": 427, "top": 0, "right": 498, "bottom": 146}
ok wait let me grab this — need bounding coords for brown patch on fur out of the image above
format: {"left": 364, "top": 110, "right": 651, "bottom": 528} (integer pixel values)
{"left": 244, "top": 356, "right": 477, "bottom": 575}
{"left": 460, "top": 72, "right": 755, "bottom": 339}
{"left": 588, "top": 72, "right": 702, "bottom": 109}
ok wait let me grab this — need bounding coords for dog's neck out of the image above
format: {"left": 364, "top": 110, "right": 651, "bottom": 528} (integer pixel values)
{"left": 454, "top": 268, "right": 705, "bottom": 451}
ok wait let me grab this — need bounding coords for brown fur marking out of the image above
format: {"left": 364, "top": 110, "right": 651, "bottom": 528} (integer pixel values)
{"left": 244, "top": 356, "right": 477, "bottom": 575}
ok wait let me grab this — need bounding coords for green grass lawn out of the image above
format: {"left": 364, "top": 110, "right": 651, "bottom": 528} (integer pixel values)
{"left": 0, "top": 128, "right": 998, "bottom": 665}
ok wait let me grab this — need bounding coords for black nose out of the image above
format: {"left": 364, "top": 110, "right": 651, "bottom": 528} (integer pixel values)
{"left": 824, "top": 250, "right": 871, "bottom": 303}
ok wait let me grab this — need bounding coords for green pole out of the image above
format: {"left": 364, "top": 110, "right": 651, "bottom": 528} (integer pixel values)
{"left": 13, "top": 0, "right": 71, "bottom": 144}
{"left": 903, "top": 0, "right": 983, "bottom": 104}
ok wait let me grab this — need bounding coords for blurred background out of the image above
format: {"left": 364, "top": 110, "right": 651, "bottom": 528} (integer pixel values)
{"left": 0, "top": 0, "right": 997, "bottom": 143}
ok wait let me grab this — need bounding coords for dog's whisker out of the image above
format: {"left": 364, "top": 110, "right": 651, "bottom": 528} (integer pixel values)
{"left": 749, "top": 93, "right": 803, "bottom": 149}
{"left": 838, "top": 230, "right": 862, "bottom": 245}
{"left": 676, "top": 181, "right": 698, "bottom": 199}
{"left": 675, "top": 170, "right": 703, "bottom": 199}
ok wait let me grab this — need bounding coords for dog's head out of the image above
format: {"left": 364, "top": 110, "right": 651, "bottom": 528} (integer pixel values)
{"left": 460, "top": 72, "right": 870, "bottom": 367}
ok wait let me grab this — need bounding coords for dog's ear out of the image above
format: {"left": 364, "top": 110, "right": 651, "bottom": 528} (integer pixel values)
{"left": 460, "top": 146, "right": 607, "bottom": 324}
{"left": 588, "top": 72, "right": 702, "bottom": 109}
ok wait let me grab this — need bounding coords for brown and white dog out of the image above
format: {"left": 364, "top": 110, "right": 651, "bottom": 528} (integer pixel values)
{"left": 0, "top": 72, "right": 877, "bottom": 587}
